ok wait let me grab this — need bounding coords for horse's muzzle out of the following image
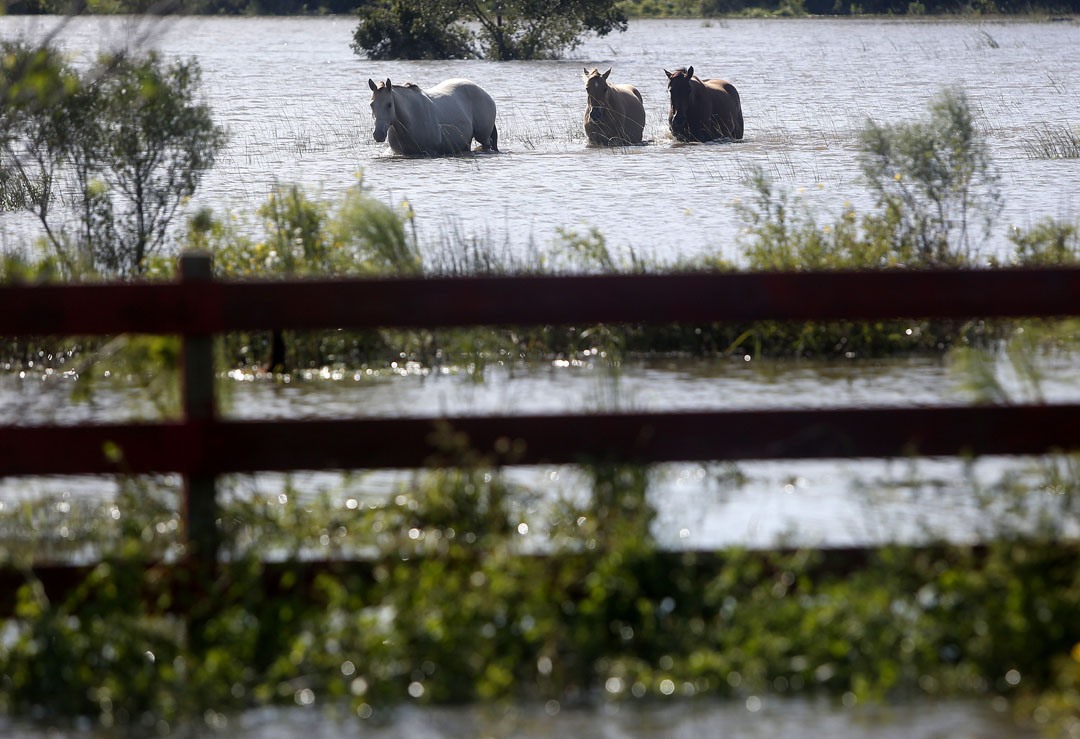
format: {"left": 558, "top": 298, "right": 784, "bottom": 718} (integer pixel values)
{"left": 670, "top": 113, "right": 691, "bottom": 141}
{"left": 373, "top": 127, "right": 388, "bottom": 143}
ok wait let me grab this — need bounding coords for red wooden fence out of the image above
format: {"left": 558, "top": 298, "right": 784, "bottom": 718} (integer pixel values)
{"left": 2, "top": 253, "right": 1080, "bottom": 598}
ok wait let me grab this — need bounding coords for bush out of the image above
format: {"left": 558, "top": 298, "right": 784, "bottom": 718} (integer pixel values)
{"left": 351, "top": 0, "right": 475, "bottom": 60}
{"left": 858, "top": 88, "right": 1000, "bottom": 266}
{"left": 352, "top": 0, "right": 627, "bottom": 61}
{"left": 0, "top": 43, "right": 225, "bottom": 278}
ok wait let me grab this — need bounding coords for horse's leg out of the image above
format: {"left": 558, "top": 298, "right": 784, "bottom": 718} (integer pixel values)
{"left": 476, "top": 122, "right": 498, "bottom": 152}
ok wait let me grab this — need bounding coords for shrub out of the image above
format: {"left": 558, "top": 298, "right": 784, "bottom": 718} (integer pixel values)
{"left": 858, "top": 88, "right": 1000, "bottom": 265}
{"left": 0, "top": 43, "right": 225, "bottom": 278}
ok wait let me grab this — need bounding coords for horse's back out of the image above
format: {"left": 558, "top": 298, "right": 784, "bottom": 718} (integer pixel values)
{"left": 428, "top": 79, "right": 496, "bottom": 115}
{"left": 427, "top": 78, "right": 498, "bottom": 153}
{"left": 702, "top": 78, "right": 743, "bottom": 140}
{"left": 612, "top": 83, "right": 647, "bottom": 142}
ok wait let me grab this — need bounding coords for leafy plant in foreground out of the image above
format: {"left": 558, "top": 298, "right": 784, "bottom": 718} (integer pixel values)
{"left": 0, "top": 42, "right": 225, "bottom": 278}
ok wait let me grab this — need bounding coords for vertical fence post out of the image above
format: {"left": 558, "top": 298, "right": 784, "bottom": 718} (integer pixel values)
{"left": 179, "top": 252, "right": 218, "bottom": 589}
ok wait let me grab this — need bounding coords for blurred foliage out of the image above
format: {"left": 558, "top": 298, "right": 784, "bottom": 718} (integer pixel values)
{"left": 1005, "top": 219, "right": 1080, "bottom": 267}
{"left": 1, "top": 42, "right": 225, "bottom": 278}
{"left": 2, "top": 451, "right": 1080, "bottom": 732}
{"left": 352, "top": 0, "right": 627, "bottom": 61}
{"left": 858, "top": 88, "right": 1000, "bottom": 266}
{"left": 737, "top": 93, "right": 1000, "bottom": 270}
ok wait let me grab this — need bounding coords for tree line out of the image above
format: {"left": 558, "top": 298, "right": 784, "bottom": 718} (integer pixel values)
{"left": 3, "top": 0, "right": 1078, "bottom": 52}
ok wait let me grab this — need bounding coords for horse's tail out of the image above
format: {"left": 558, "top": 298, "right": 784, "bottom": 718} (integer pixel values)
{"left": 489, "top": 122, "right": 499, "bottom": 152}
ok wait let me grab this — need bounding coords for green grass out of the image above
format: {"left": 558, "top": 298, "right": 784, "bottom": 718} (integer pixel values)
{"left": 1024, "top": 123, "right": 1080, "bottom": 160}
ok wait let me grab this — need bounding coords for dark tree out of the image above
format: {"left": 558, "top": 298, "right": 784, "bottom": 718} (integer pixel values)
{"left": 468, "top": 0, "right": 627, "bottom": 60}
{"left": 352, "top": 0, "right": 627, "bottom": 61}
{"left": 352, "top": 0, "right": 475, "bottom": 60}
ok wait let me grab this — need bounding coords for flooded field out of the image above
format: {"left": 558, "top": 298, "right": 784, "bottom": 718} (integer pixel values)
{"left": 0, "top": 16, "right": 1078, "bottom": 263}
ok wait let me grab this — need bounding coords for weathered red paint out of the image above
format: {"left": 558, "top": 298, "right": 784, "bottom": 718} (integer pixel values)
{"left": 3, "top": 267, "right": 1080, "bottom": 336}
{"left": 3, "top": 404, "right": 1079, "bottom": 477}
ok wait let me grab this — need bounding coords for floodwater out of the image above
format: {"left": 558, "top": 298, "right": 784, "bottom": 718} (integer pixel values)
{"left": 0, "top": 697, "right": 1039, "bottom": 738}
{"left": 0, "top": 16, "right": 1079, "bottom": 262}
{"left": 3, "top": 352, "right": 1079, "bottom": 549}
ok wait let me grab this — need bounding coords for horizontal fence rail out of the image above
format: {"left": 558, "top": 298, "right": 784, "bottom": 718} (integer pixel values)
{"left": 3, "top": 405, "right": 1080, "bottom": 477}
{"left": 3, "top": 266, "right": 1080, "bottom": 336}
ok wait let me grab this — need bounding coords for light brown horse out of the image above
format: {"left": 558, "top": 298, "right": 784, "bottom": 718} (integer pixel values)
{"left": 583, "top": 67, "right": 646, "bottom": 146}
{"left": 665, "top": 66, "right": 743, "bottom": 143}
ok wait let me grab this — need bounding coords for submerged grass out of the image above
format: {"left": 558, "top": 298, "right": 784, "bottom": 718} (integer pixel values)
{"left": 1023, "top": 123, "right": 1080, "bottom": 160}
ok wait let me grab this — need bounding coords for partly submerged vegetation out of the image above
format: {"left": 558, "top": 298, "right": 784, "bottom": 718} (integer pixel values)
{"left": 3, "top": 454, "right": 1080, "bottom": 734}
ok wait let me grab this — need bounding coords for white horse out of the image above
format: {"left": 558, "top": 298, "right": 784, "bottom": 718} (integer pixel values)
{"left": 367, "top": 78, "right": 499, "bottom": 156}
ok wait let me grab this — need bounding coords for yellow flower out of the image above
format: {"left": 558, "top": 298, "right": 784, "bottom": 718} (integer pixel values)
{"left": 893, "top": 172, "right": 903, "bottom": 181}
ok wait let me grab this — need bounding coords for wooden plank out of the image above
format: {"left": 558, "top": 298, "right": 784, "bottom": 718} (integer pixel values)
{"left": 3, "top": 404, "right": 1079, "bottom": 476}
{"left": 179, "top": 253, "right": 220, "bottom": 574}
{"left": 3, "top": 268, "right": 1080, "bottom": 336}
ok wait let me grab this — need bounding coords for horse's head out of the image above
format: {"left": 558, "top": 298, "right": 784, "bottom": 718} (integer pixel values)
{"left": 368, "top": 78, "right": 395, "bottom": 143}
{"left": 583, "top": 67, "right": 612, "bottom": 119}
{"left": 665, "top": 67, "right": 695, "bottom": 139}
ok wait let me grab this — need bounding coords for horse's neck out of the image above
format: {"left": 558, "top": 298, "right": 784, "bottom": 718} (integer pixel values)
{"left": 391, "top": 86, "right": 441, "bottom": 150}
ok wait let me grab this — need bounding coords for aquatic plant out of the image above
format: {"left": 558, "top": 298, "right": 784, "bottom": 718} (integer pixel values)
{"left": 1023, "top": 123, "right": 1080, "bottom": 160}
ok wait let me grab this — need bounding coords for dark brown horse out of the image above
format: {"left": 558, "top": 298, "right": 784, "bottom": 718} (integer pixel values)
{"left": 665, "top": 66, "right": 743, "bottom": 143}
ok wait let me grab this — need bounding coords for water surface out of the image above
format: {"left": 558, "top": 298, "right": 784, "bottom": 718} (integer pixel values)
{"left": 1, "top": 17, "right": 1078, "bottom": 262}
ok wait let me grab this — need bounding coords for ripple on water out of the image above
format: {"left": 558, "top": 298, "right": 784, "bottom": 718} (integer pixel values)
{"left": 1, "top": 17, "right": 1078, "bottom": 263}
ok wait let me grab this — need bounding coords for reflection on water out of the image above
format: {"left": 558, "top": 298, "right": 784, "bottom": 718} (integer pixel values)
{"left": 3, "top": 354, "right": 1078, "bottom": 548}
{"left": 0, "top": 17, "right": 1078, "bottom": 263}
{"left": 1, "top": 697, "right": 1032, "bottom": 738}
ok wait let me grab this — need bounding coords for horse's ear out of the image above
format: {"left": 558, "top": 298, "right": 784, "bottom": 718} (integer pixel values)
{"left": 368, "top": 78, "right": 377, "bottom": 92}
{"left": 385, "top": 78, "right": 392, "bottom": 89}
{"left": 602, "top": 68, "right": 611, "bottom": 79}
{"left": 583, "top": 67, "right": 589, "bottom": 76}
{"left": 664, "top": 69, "right": 673, "bottom": 79}
{"left": 686, "top": 66, "right": 694, "bottom": 79}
